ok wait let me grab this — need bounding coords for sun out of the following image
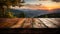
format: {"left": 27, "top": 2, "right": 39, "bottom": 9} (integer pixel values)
{"left": 48, "top": 8, "right": 52, "bottom": 10}
{"left": 46, "top": 6, "right": 56, "bottom": 11}
{"left": 45, "top": 5, "right": 60, "bottom": 10}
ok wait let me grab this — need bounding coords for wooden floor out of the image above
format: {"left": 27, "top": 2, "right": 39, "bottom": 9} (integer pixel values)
{"left": 33, "top": 18, "right": 60, "bottom": 28}
{"left": 0, "top": 18, "right": 60, "bottom": 28}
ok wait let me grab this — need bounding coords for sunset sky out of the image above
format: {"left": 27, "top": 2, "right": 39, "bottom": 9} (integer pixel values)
{"left": 23, "top": 0, "right": 60, "bottom": 10}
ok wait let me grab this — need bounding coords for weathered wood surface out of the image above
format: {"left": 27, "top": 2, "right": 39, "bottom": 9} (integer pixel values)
{"left": 0, "top": 18, "right": 60, "bottom": 28}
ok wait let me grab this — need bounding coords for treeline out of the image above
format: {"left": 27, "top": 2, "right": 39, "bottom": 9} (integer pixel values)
{"left": 34, "top": 13, "right": 60, "bottom": 18}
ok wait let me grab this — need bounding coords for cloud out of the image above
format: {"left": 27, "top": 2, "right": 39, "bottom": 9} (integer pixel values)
{"left": 52, "top": 0, "right": 60, "bottom": 2}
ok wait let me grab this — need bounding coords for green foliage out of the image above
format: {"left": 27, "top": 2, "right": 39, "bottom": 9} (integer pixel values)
{"left": 0, "top": 9, "right": 17, "bottom": 18}
{"left": 0, "top": 0, "right": 25, "bottom": 18}
{"left": 5, "top": 11, "right": 16, "bottom": 18}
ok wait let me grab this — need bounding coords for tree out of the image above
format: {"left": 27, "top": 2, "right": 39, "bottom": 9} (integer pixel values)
{"left": 0, "top": 0, "right": 24, "bottom": 18}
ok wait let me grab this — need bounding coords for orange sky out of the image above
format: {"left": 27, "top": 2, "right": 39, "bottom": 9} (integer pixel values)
{"left": 21, "top": 4, "right": 60, "bottom": 11}
{"left": 23, "top": 0, "right": 60, "bottom": 10}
